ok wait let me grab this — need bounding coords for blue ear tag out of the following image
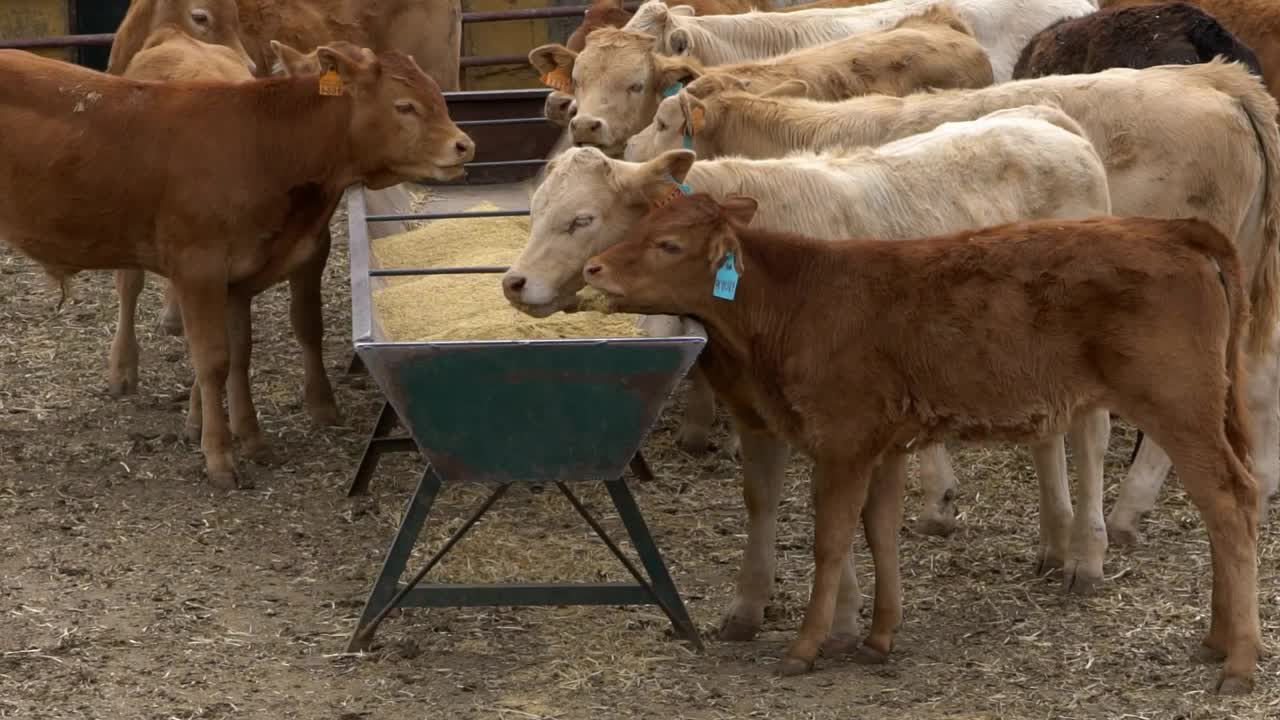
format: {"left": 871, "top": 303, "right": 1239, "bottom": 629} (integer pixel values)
{"left": 713, "top": 252, "right": 739, "bottom": 301}
{"left": 665, "top": 173, "right": 691, "bottom": 195}
{"left": 661, "top": 81, "right": 684, "bottom": 98}
{"left": 682, "top": 131, "right": 694, "bottom": 150}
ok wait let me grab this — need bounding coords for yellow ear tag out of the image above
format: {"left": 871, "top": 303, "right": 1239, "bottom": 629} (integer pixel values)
{"left": 540, "top": 67, "right": 572, "bottom": 93}
{"left": 318, "top": 69, "right": 344, "bottom": 96}
{"left": 689, "top": 106, "right": 706, "bottom": 135}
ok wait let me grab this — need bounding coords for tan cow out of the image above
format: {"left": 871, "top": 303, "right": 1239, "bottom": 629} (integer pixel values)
{"left": 504, "top": 104, "right": 1117, "bottom": 636}
{"left": 584, "top": 194, "right": 1262, "bottom": 695}
{"left": 0, "top": 46, "right": 475, "bottom": 491}
{"left": 566, "top": 0, "right": 771, "bottom": 53}
{"left": 617, "top": 5, "right": 992, "bottom": 157}
{"left": 109, "top": 0, "right": 461, "bottom": 91}
{"left": 626, "top": 60, "right": 1280, "bottom": 545}
{"left": 620, "top": 0, "right": 1093, "bottom": 79}
{"left": 533, "top": 4, "right": 993, "bottom": 154}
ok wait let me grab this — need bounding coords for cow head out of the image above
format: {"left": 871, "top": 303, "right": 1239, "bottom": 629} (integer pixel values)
{"left": 502, "top": 146, "right": 697, "bottom": 316}
{"left": 626, "top": 77, "right": 809, "bottom": 160}
{"left": 567, "top": 0, "right": 634, "bottom": 52}
{"left": 108, "top": 0, "right": 255, "bottom": 75}
{"left": 544, "top": 91, "right": 578, "bottom": 128}
{"left": 530, "top": 29, "right": 701, "bottom": 156}
{"left": 583, "top": 192, "right": 757, "bottom": 317}
{"left": 316, "top": 44, "right": 475, "bottom": 185}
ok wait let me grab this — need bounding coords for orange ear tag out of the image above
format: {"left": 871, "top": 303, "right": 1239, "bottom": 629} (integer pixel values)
{"left": 318, "top": 69, "right": 344, "bottom": 96}
{"left": 540, "top": 67, "right": 572, "bottom": 93}
{"left": 689, "top": 106, "right": 706, "bottom": 135}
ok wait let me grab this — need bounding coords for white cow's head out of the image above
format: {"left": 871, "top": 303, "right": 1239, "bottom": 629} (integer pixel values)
{"left": 501, "top": 146, "right": 697, "bottom": 315}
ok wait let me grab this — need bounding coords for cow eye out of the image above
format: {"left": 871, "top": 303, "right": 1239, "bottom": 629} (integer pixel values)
{"left": 190, "top": 9, "right": 211, "bottom": 26}
{"left": 656, "top": 120, "right": 667, "bottom": 132}
{"left": 628, "top": 82, "right": 643, "bottom": 94}
{"left": 568, "top": 214, "right": 594, "bottom": 233}
{"left": 657, "top": 240, "right": 681, "bottom": 254}
{"left": 394, "top": 100, "right": 418, "bottom": 115}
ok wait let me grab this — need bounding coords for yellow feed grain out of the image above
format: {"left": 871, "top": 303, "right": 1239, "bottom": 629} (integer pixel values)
{"left": 369, "top": 201, "right": 644, "bottom": 342}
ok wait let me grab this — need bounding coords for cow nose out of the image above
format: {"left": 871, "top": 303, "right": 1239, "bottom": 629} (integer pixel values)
{"left": 502, "top": 274, "right": 527, "bottom": 300}
{"left": 454, "top": 135, "right": 476, "bottom": 160}
{"left": 571, "top": 115, "right": 606, "bottom": 144}
{"left": 584, "top": 263, "right": 602, "bottom": 277}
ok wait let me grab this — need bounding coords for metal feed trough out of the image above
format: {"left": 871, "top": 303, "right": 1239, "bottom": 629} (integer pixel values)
{"left": 342, "top": 88, "right": 708, "bottom": 653}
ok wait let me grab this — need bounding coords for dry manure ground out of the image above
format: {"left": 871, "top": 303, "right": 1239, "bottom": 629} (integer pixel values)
{"left": 1, "top": 194, "right": 1279, "bottom": 720}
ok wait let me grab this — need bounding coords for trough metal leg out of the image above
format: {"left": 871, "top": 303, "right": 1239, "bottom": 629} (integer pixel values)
{"left": 347, "top": 352, "right": 366, "bottom": 376}
{"left": 344, "top": 471, "right": 700, "bottom": 654}
{"left": 346, "top": 466, "right": 442, "bottom": 652}
{"left": 347, "top": 402, "right": 417, "bottom": 496}
{"left": 603, "top": 478, "right": 703, "bottom": 650}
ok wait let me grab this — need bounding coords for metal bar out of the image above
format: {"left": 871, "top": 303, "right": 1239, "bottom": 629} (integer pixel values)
{"left": 0, "top": 33, "right": 113, "bottom": 50}
{"left": 346, "top": 468, "right": 444, "bottom": 652}
{"left": 557, "top": 482, "right": 670, "bottom": 611}
{"left": 466, "top": 159, "right": 549, "bottom": 168}
{"left": 461, "top": 54, "right": 531, "bottom": 69}
{"left": 348, "top": 402, "right": 406, "bottom": 497}
{"left": 348, "top": 480, "right": 511, "bottom": 650}
{"left": 367, "top": 209, "right": 527, "bottom": 221}
{"left": 604, "top": 478, "right": 705, "bottom": 650}
{"left": 462, "top": 4, "right": 639, "bottom": 23}
{"left": 369, "top": 266, "right": 509, "bottom": 278}
{"left": 345, "top": 186, "right": 374, "bottom": 345}
{"left": 346, "top": 351, "right": 366, "bottom": 376}
{"left": 393, "top": 583, "right": 651, "bottom": 608}
{"left": 629, "top": 453, "right": 656, "bottom": 484}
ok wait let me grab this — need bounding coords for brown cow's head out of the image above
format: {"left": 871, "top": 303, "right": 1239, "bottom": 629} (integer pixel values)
{"left": 567, "top": 0, "right": 634, "bottom": 52}
{"left": 583, "top": 192, "right": 757, "bottom": 317}
{"left": 108, "top": 0, "right": 255, "bottom": 75}
{"left": 315, "top": 44, "right": 475, "bottom": 184}
{"left": 530, "top": 29, "right": 701, "bottom": 156}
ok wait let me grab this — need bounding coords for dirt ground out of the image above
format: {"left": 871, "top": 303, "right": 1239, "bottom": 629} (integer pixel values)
{"left": 2, "top": 201, "right": 1278, "bottom": 720}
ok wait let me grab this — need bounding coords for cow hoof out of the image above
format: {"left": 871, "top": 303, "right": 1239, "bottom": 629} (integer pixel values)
{"left": 1062, "top": 563, "right": 1102, "bottom": 596}
{"left": 717, "top": 617, "right": 761, "bottom": 642}
{"left": 185, "top": 423, "right": 202, "bottom": 444}
{"left": 307, "top": 403, "right": 342, "bottom": 428}
{"left": 108, "top": 375, "right": 139, "bottom": 398}
{"left": 1106, "top": 522, "right": 1141, "bottom": 548}
{"left": 1034, "top": 551, "right": 1064, "bottom": 578}
{"left": 158, "top": 318, "right": 184, "bottom": 337}
{"left": 207, "top": 469, "right": 240, "bottom": 491}
{"left": 241, "top": 438, "right": 277, "bottom": 466}
{"left": 1215, "top": 674, "right": 1254, "bottom": 696}
{"left": 852, "top": 644, "right": 890, "bottom": 665}
{"left": 820, "top": 633, "right": 860, "bottom": 658}
{"left": 776, "top": 656, "right": 813, "bottom": 677}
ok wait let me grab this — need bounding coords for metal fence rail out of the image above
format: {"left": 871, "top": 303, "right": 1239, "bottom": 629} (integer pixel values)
{"left": 0, "top": 2, "right": 643, "bottom": 67}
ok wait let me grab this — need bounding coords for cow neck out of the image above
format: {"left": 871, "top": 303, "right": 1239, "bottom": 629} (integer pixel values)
{"left": 243, "top": 77, "right": 358, "bottom": 191}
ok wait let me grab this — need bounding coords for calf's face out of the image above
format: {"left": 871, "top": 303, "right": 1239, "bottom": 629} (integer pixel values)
{"left": 584, "top": 193, "right": 757, "bottom": 316}
{"left": 320, "top": 46, "right": 476, "bottom": 184}
{"left": 544, "top": 91, "right": 578, "bottom": 128}
{"left": 530, "top": 30, "right": 698, "bottom": 156}
{"left": 502, "top": 147, "right": 698, "bottom": 316}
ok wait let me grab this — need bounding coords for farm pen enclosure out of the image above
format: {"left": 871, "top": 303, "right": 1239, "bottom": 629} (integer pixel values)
{"left": 0, "top": 2, "right": 1278, "bottom": 720}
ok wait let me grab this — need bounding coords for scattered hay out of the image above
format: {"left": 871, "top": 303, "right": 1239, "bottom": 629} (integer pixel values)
{"left": 369, "top": 201, "right": 643, "bottom": 342}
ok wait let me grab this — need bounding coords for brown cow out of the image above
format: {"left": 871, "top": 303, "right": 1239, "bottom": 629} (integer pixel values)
{"left": 583, "top": 193, "right": 1262, "bottom": 694}
{"left": 1013, "top": 2, "right": 1263, "bottom": 80}
{"left": 1099, "top": 0, "right": 1280, "bottom": 103}
{"left": 109, "top": 0, "right": 462, "bottom": 90}
{"left": 0, "top": 46, "right": 475, "bottom": 490}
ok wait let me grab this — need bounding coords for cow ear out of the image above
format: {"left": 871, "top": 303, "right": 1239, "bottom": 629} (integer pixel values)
{"left": 656, "top": 57, "right": 700, "bottom": 92}
{"left": 667, "top": 4, "right": 697, "bottom": 17}
{"left": 633, "top": 149, "right": 696, "bottom": 204}
{"left": 721, "top": 195, "right": 758, "bottom": 227}
{"left": 269, "top": 40, "right": 311, "bottom": 76}
{"left": 678, "top": 92, "right": 708, "bottom": 136}
{"left": 667, "top": 28, "right": 692, "bottom": 55}
{"left": 529, "top": 44, "right": 577, "bottom": 92}
{"left": 760, "top": 79, "right": 810, "bottom": 99}
{"left": 316, "top": 43, "right": 375, "bottom": 88}
{"left": 707, "top": 222, "right": 745, "bottom": 275}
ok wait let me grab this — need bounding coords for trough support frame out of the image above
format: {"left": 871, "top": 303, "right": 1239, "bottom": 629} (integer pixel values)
{"left": 346, "top": 402, "right": 654, "bottom": 496}
{"left": 344, "top": 464, "right": 703, "bottom": 654}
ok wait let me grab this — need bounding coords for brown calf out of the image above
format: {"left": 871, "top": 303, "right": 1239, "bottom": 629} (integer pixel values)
{"left": 1014, "top": 2, "right": 1263, "bottom": 79}
{"left": 0, "top": 46, "right": 474, "bottom": 491}
{"left": 583, "top": 193, "right": 1261, "bottom": 694}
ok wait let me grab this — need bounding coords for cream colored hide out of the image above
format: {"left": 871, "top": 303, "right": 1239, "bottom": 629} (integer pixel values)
{"left": 641, "top": 58, "right": 1280, "bottom": 547}
{"left": 503, "top": 105, "right": 1116, "bottom": 640}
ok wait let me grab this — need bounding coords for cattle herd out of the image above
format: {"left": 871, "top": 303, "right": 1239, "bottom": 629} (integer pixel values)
{"left": 0, "top": 0, "right": 1275, "bottom": 703}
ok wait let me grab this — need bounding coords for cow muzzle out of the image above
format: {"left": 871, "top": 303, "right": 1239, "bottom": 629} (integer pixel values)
{"left": 570, "top": 114, "right": 612, "bottom": 149}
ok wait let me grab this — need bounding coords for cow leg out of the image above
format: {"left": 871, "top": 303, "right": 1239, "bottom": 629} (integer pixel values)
{"left": 677, "top": 364, "right": 717, "bottom": 453}
{"left": 109, "top": 269, "right": 145, "bottom": 396}
{"left": 289, "top": 229, "right": 339, "bottom": 427}
{"left": 1030, "top": 435, "right": 1072, "bottom": 578}
{"left": 185, "top": 376, "right": 201, "bottom": 443}
{"left": 1108, "top": 334, "right": 1280, "bottom": 543}
{"left": 225, "top": 289, "right": 267, "bottom": 460}
{"left": 914, "top": 442, "right": 959, "bottom": 536}
{"left": 1063, "top": 408, "right": 1110, "bottom": 595}
{"left": 173, "top": 277, "right": 241, "bottom": 491}
{"left": 850, "top": 451, "right": 905, "bottom": 664}
{"left": 779, "top": 455, "right": 870, "bottom": 676}
{"left": 718, "top": 424, "right": 788, "bottom": 641}
{"left": 158, "top": 280, "right": 184, "bottom": 336}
